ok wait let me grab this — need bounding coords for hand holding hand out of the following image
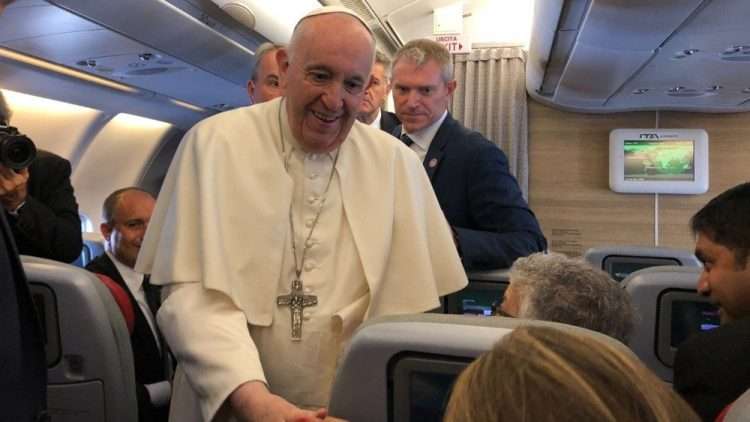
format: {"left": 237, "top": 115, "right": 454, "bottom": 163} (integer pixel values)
{"left": 230, "top": 381, "right": 328, "bottom": 422}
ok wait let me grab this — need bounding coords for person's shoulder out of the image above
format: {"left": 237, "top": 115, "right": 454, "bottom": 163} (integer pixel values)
{"left": 33, "top": 149, "right": 68, "bottom": 164}
{"left": 191, "top": 104, "right": 257, "bottom": 132}
{"left": 29, "top": 149, "right": 71, "bottom": 175}
{"left": 85, "top": 252, "right": 110, "bottom": 272}
{"left": 347, "top": 121, "right": 411, "bottom": 155}
{"left": 442, "top": 115, "right": 496, "bottom": 149}
{"left": 185, "top": 101, "right": 279, "bottom": 149}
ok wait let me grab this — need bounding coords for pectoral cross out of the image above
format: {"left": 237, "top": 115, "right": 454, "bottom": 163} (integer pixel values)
{"left": 277, "top": 278, "right": 318, "bottom": 341}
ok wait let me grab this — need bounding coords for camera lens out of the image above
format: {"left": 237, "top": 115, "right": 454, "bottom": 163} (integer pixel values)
{"left": 0, "top": 127, "right": 37, "bottom": 170}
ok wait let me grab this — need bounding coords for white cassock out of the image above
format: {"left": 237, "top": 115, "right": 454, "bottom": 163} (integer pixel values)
{"left": 136, "top": 97, "right": 467, "bottom": 421}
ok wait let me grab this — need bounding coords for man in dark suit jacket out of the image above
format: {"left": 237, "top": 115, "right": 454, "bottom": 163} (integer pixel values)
{"left": 390, "top": 39, "right": 546, "bottom": 270}
{"left": 86, "top": 187, "right": 169, "bottom": 422}
{"left": 674, "top": 182, "right": 750, "bottom": 421}
{"left": 358, "top": 50, "right": 401, "bottom": 134}
{"left": 0, "top": 93, "right": 82, "bottom": 263}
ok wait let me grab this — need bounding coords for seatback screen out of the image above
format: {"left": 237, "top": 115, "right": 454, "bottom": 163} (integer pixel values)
{"left": 670, "top": 300, "right": 719, "bottom": 348}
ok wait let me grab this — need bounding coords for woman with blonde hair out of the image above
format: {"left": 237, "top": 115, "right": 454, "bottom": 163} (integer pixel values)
{"left": 444, "top": 326, "right": 699, "bottom": 422}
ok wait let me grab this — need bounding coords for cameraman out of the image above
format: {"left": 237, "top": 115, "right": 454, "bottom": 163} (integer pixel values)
{"left": 0, "top": 91, "right": 82, "bottom": 263}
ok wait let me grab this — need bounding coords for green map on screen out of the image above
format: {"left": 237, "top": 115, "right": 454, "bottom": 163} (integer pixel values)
{"left": 624, "top": 139, "right": 695, "bottom": 181}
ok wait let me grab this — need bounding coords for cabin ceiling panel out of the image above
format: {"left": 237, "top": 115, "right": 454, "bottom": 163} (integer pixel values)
{"left": 0, "top": 2, "right": 99, "bottom": 42}
{"left": 527, "top": 0, "right": 750, "bottom": 113}
{"left": 574, "top": 0, "right": 704, "bottom": 50}
{"left": 0, "top": 0, "right": 265, "bottom": 126}
{"left": 2, "top": 30, "right": 249, "bottom": 110}
{"left": 555, "top": 45, "right": 654, "bottom": 105}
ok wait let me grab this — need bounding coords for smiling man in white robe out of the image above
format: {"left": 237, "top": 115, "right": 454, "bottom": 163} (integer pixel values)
{"left": 136, "top": 6, "right": 467, "bottom": 422}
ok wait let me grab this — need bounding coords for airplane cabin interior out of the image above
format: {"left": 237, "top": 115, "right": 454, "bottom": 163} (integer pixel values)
{"left": 1, "top": 0, "right": 748, "bottom": 421}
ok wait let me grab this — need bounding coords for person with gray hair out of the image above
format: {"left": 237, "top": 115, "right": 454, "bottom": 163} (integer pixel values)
{"left": 499, "top": 252, "right": 635, "bottom": 343}
{"left": 357, "top": 50, "right": 400, "bottom": 133}
{"left": 136, "top": 6, "right": 466, "bottom": 422}
{"left": 391, "top": 38, "right": 546, "bottom": 270}
{"left": 246, "top": 41, "right": 284, "bottom": 104}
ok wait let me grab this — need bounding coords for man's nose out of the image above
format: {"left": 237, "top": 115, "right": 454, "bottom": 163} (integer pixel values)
{"left": 321, "top": 83, "right": 344, "bottom": 110}
{"left": 405, "top": 90, "right": 421, "bottom": 107}
{"left": 697, "top": 272, "right": 710, "bottom": 295}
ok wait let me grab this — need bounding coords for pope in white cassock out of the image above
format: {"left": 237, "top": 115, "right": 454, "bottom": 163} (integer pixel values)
{"left": 136, "top": 6, "right": 467, "bottom": 422}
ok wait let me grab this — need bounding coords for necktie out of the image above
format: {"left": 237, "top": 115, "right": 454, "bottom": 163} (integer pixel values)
{"left": 400, "top": 133, "right": 414, "bottom": 147}
{"left": 142, "top": 274, "right": 161, "bottom": 317}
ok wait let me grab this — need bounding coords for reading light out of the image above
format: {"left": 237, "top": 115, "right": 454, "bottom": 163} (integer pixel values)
{"left": 169, "top": 98, "right": 209, "bottom": 113}
{"left": 0, "top": 47, "right": 140, "bottom": 94}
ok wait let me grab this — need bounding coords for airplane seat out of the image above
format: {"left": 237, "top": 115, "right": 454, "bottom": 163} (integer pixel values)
{"left": 72, "top": 232, "right": 105, "bottom": 268}
{"left": 327, "top": 313, "right": 631, "bottom": 422}
{"left": 724, "top": 388, "right": 750, "bottom": 422}
{"left": 621, "top": 266, "right": 718, "bottom": 383}
{"left": 444, "top": 268, "right": 510, "bottom": 315}
{"left": 23, "top": 256, "right": 138, "bottom": 422}
{"left": 583, "top": 245, "right": 702, "bottom": 282}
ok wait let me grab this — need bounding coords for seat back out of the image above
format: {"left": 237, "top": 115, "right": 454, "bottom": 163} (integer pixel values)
{"left": 72, "top": 232, "right": 105, "bottom": 268}
{"left": 444, "top": 268, "right": 510, "bottom": 315}
{"left": 724, "top": 388, "right": 750, "bottom": 422}
{"left": 622, "top": 266, "right": 718, "bottom": 383}
{"left": 584, "top": 245, "right": 701, "bottom": 282}
{"left": 328, "top": 313, "right": 630, "bottom": 422}
{"left": 23, "top": 256, "right": 137, "bottom": 422}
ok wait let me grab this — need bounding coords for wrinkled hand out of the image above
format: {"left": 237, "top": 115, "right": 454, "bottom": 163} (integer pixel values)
{"left": 230, "top": 381, "right": 327, "bottom": 422}
{"left": 0, "top": 165, "right": 28, "bottom": 211}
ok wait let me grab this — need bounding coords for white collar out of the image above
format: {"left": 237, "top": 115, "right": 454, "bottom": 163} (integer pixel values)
{"left": 367, "top": 110, "right": 382, "bottom": 129}
{"left": 402, "top": 110, "right": 448, "bottom": 151}
{"left": 107, "top": 251, "right": 145, "bottom": 291}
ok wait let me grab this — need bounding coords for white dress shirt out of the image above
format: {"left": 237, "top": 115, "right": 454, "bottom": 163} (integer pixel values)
{"left": 367, "top": 109, "right": 382, "bottom": 129}
{"left": 401, "top": 110, "right": 448, "bottom": 163}
{"left": 107, "top": 251, "right": 161, "bottom": 351}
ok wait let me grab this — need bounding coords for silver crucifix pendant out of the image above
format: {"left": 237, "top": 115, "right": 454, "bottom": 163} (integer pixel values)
{"left": 277, "top": 278, "right": 318, "bottom": 341}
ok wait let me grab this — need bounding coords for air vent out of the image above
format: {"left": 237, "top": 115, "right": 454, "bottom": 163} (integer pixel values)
{"left": 721, "top": 45, "right": 750, "bottom": 62}
{"left": 75, "top": 53, "right": 188, "bottom": 79}
{"left": 666, "top": 86, "right": 717, "bottom": 98}
{"left": 126, "top": 67, "right": 186, "bottom": 76}
{"left": 672, "top": 49, "right": 699, "bottom": 59}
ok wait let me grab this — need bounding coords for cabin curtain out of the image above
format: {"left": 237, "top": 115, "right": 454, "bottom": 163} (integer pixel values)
{"left": 451, "top": 46, "right": 529, "bottom": 198}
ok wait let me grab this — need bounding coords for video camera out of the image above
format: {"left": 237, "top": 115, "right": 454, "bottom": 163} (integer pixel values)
{"left": 0, "top": 124, "right": 37, "bottom": 170}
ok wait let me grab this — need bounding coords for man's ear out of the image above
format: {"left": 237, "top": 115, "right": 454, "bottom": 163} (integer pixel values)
{"left": 100, "top": 222, "right": 112, "bottom": 242}
{"left": 276, "top": 48, "right": 290, "bottom": 88}
{"left": 246, "top": 80, "right": 256, "bottom": 104}
{"left": 445, "top": 79, "right": 457, "bottom": 96}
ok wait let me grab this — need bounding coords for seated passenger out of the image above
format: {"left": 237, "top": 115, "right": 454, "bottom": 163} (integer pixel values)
{"left": 390, "top": 39, "right": 546, "bottom": 270}
{"left": 674, "top": 182, "right": 750, "bottom": 421}
{"left": 0, "top": 90, "right": 82, "bottom": 263}
{"left": 85, "top": 187, "right": 169, "bottom": 422}
{"left": 499, "top": 252, "right": 634, "bottom": 343}
{"left": 444, "top": 326, "right": 700, "bottom": 422}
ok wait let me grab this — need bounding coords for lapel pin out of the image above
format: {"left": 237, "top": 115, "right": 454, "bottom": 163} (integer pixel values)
{"left": 428, "top": 158, "right": 438, "bottom": 168}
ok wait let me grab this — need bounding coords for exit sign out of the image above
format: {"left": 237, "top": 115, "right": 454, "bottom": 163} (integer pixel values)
{"left": 431, "top": 34, "right": 470, "bottom": 54}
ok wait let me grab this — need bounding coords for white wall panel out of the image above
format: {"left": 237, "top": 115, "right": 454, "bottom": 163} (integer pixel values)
{"left": 72, "top": 113, "right": 173, "bottom": 228}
